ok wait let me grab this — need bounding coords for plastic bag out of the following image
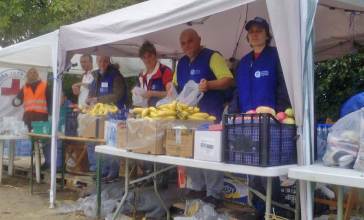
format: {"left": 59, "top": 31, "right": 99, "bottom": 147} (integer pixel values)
{"left": 156, "top": 85, "right": 177, "bottom": 107}
{"left": 323, "top": 109, "right": 364, "bottom": 168}
{"left": 132, "top": 86, "right": 148, "bottom": 107}
{"left": 176, "top": 80, "right": 204, "bottom": 106}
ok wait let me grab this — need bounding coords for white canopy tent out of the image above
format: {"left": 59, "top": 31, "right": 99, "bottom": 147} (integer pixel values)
{"left": 0, "top": 30, "right": 61, "bottom": 208}
{"left": 57, "top": 0, "right": 364, "bottom": 218}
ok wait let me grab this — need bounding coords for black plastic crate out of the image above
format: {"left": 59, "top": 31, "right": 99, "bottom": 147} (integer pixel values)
{"left": 280, "top": 182, "right": 297, "bottom": 208}
{"left": 65, "top": 110, "right": 78, "bottom": 136}
{"left": 223, "top": 113, "right": 297, "bottom": 167}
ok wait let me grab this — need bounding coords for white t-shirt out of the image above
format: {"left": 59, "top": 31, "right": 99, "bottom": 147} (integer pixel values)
{"left": 78, "top": 71, "right": 94, "bottom": 107}
{"left": 139, "top": 62, "right": 160, "bottom": 90}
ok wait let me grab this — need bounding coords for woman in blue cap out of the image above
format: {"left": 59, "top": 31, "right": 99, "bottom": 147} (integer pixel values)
{"left": 230, "top": 17, "right": 291, "bottom": 218}
{"left": 231, "top": 17, "right": 290, "bottom": 114}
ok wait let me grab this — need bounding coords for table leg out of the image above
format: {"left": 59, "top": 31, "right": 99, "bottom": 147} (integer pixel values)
{"left": 8, "top": 140, "right": 15, "bottom": 176}
{"left": 61, "top": 141, "right": 65, "bottom": 191}
{"left": 295, "top": 182, "right": 300, "bottom": 220}
{"left": 96, "top": 153, "right": 102, "bottom": 218}
{"left": 265, "top": 177, "right": 272, "bottom": 219}
{"left": 153, "top": 162, "right": 170, "bottom": 220}
{"left": 337, "top": 186, "right": 344, "bottom": 220}
{"left": 112, "top": 158, "right": 129, "bottom": 220}
{"left": 0, "top": 140, "right": 4, "bottom": 183}
{"left": 35, "top": 142, "right": 41, "bottom": 183}
{"left": 30, "top": 139, "right": 34, "bottom": 194}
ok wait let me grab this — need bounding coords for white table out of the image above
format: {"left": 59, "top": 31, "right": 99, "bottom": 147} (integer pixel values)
{"left": 288, "top": 164, "right": 364, "bottom": 220}
{"left": 96, "top": 145, "right": 298, "bottom": 220}
{"left": 0, "top": 135, "right": 30, "bottom": 183}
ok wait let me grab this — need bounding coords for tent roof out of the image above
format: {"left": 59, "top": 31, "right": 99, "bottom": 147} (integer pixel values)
{"left": 0, "top": 30, "right": 58, "bottom": 67}
{"left": 58, "top": 0, "right": 261, "bottom": 70}
{"left": 58, "top": 0, "right": 364, "bottom": 67}
{"left": 315, "top": 0, "right": 364, "bottom": 61}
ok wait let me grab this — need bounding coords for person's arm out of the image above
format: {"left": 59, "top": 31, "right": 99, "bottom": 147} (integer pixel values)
{"left": 96, "top": 73, "right": 125, "bottom": 104}
{"left": 227, "top": 88, "right": 240, "bottom": 114}
{"left": 199, "top": 52, "right": 234, "bottom": 92}
{"left": 12, "top": 88, "right": 24, "bottom": 107}
{"left": 275, "top": 61, "right": 291, "bottom": 112}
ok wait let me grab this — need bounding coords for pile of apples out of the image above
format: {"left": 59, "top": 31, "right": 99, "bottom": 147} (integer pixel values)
{"left": 245, "top": 106, "right": 295, "bottom": 125}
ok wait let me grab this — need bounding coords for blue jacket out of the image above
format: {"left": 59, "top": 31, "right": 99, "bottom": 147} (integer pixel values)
{"left": 232, "top": 46, "right": 290, "bottom": 113}
{"left": 176, "top": 48, "right": 225, "bottom": 121}
{"left": 340, "top": 92, "right": 364, "bottom": 117}
{"left": 90, "top": 65, "right": 127, "bottom": 109}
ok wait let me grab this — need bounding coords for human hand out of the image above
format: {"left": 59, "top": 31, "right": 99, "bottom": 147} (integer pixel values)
{"left": 86, "top": 97, "right": 98, "bottom": 105}
{"left": 141, "top": 91, "right": 152, "bottom": 99}
{"left": 199, "top": 79, "right": 209, "bottom": 92}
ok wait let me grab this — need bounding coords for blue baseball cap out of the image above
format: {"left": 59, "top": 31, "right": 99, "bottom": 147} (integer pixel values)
{"left": 245, "top": 17, "right": 269, "bottom": 31}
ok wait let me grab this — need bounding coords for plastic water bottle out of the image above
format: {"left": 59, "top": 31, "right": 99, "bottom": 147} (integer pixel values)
{"left": 317, "top": 124, "right": 330, "bottom": 161}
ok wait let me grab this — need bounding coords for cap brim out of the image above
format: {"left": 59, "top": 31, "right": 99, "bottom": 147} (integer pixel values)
{"left": 245, "top": 21, "right": 267, "bottom": 31}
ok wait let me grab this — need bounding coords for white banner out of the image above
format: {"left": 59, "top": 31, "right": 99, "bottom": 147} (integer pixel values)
{"left": 0, "top": 68, "right": 26, "bottom": 119}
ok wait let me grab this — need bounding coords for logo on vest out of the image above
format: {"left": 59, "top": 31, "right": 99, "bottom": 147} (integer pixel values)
{"left": 254, "top": 70, "right": 269, "bottom": 78}
{"left": 0, "top": 69, "right": 26, "bottom": 96}
{"left": 190, "top": 69, "right": 201, "bottom": 76}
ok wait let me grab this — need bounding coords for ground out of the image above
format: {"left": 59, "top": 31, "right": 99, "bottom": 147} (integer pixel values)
{"left": 0, "top": 156, "right": 88, "bottom": 220}
{"left": 0, "top": 176, "right": 87, "bottom": 220}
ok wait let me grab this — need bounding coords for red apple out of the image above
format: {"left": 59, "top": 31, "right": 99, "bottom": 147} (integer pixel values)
{"left": 276, "top": 112, "right": 287, "bottom": 121}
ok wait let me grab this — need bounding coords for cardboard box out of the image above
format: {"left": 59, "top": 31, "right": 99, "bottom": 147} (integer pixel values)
{"left": 194, "top": 130, "right": 223, "bottom": 162}
{"left": 166, "top": 128, "right": 194, "bottom": 158}
{"left": 126, "top": 119, "right": 173, "bottom": 154}
{"left": 78, "top": 114, "right": 106, "bottom": 138}
{"left": 117, "top": 121, "right": 127, "bottom": 148}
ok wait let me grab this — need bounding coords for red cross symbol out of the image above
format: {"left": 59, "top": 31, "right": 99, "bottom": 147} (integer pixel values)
{"left": 1, "top": 79, "right": 20, "bottom": 95}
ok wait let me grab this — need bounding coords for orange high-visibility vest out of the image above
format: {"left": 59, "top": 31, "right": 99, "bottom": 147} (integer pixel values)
{"left": 23, "top": 81, "right": 48, "bottom": 114}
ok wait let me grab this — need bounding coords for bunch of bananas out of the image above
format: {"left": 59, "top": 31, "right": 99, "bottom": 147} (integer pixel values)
{"left": 131, "top": 101, "right": 216, "bottom": 121}
{"left": 81, "top": 103, "right": 118, "bottom": 116}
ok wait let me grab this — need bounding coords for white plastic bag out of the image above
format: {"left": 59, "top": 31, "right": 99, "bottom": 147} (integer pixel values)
{"left": 156, "top": 85, "right": 177, "bottom": 107}
{"left": 132, "top": 86, "right": 148, "bottom": 107}
{"left": 323, "top": 109, "right": 363, "bottom": 168}
{"left": 176, "top": 80, "right": 204, "bottom": 106}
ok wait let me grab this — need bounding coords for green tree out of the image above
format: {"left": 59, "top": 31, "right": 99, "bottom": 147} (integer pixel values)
{"left": 0, "top": 0, "right": 142, "bottom": 47}
{"left": 315, "top": 53, "right": 364, "bottom": 121}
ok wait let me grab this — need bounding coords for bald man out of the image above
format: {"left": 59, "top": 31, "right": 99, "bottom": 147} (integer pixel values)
{"left": 172, "top": 29, "right": 233, "bottom": 205}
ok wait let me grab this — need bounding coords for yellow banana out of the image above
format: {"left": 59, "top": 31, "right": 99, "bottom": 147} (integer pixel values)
{"left": 150, "top": 111, "right": 159, "bottom": 118}
{"left": 193, "top": 107, "right": 200, "bottom": 113}
{"left": 132, "top": 108, "right": 144, "bottom": 114}
{"left": 141, "top": 108, "right": 150, "bottom": 118}
{"left": 187, "top": 115, "right": 206, "bottom": 121}
{"left": 164, "top": 116, "right": 177, "bottom": 120}
{"left": 191, "top": 112, "right": 209, "bottom": 119}
{"left": 157, "top": 110, "right": 176, "bottom": 117}
{"left": 207, "top": 116, "right": 216, "bottom": 121}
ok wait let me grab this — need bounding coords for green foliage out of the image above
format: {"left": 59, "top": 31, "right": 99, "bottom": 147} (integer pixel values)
{"left": 0, "top": 0, "right": 143, "bottom": 47}
{"left": 315, "top": 53, "right": 364, "bottom": 121}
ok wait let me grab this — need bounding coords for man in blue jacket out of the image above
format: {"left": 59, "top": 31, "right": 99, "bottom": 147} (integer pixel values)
{"left": 173, "top": 28, "right": 234, "bottom": 205}
{"left": 87, "top": 56, "right": 127, "bottom": 181}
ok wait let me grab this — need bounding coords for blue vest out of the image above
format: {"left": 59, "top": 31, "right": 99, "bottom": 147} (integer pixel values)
{"left": 340, "top": 92, "right": 364, "bottom": 117}
{"left": 97, "top": 67, "right": 127, "bottom": 109}
{"left": 176, "top": 48, "right": 225, "bottom": 121}
{"left": 236, "top": 46, "right": 279, "bottom": 113}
